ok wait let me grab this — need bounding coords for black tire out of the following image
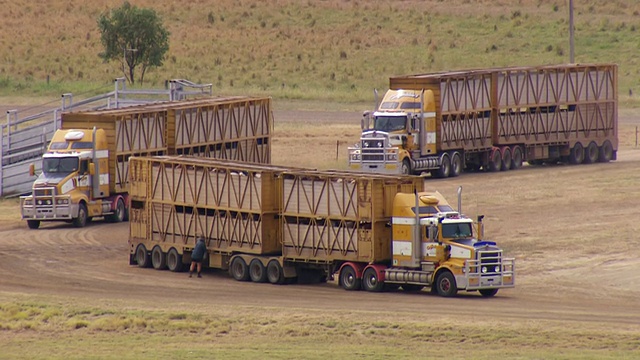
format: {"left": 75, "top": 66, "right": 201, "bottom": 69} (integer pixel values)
{"left": 107, "top": 198, "right": 126, "bottom": 223}
{"left": 72, "top": 203, "right": 88, "bottom": 228}
{"left": 569, "top": 142, "right": 584, "bottom": 165}
{"left": 500, "top": 148, "right": 512, "bottom": 171}
{"left": 435, "top": 271, "right": 458, "bottom": 297}
{"left": 230, "top": 257, "right": 250, "bottom": 282}
{"left": 249, "top": 258, "right": 268, "bottom": 283}
{"left": 167, "top": 248, "right": 184, "bottom": 272}
{"left": 339, "top": 265, "right": 361, "bottom": 291}
{"left": 267, "top": 260, "right": 285, "bottom": 284}
{"left": 135, "top": 244, "right": 151, "bottom": 268}
{"left": 151, "top": 246, "right": 167, "bottom": 270}
{"left": 362, "top": 267, "right": 384, "bottom": 292}
{"left": 401, "top": 284, "right": 424, "bottom": 292}
{"left": 401, "top": 159, "right": 411, "bottom": 175}
{"left": 598, "top": 140, "right": 614, "bottom": 163}
{"left": 433, "top": 153, "right": 451, "bottom": 178}
{"left": 487, "top": 150, "right": 501, "bottom": 172}
{"left": 450, "top": 152, "right": 462, "bottom": 177}
{"left": 511, "top": 146, "right": 523, "bottom": 169}
{"left": 584, "top": 142, "right": 598, "bottom": 164}
{"left": 27, "top": 220, "right": 40, "bottom": 229}
{"left": 479, "top": 288, "right": 499, "bottom": 297}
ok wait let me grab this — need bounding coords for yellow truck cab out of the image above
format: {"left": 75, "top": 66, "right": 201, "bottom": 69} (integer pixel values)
{"left": 20, "top": 128, "right": 126, "bottom": 229}
{"left": 348, "top": 89, "right": 438, "bottom": 175}
{"left": 381, "top": 189, "right": 514, "bottom": 297}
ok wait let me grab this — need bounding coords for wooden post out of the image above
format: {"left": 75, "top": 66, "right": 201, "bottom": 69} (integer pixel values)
{"left": 336, "top": 140, "right": 339, "bottom": 160}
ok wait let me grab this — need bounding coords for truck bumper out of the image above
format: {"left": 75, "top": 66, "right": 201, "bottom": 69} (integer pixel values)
{"left": 21, "top": 196, "right": 77, "bottom": 221}
{"left": 350, "top": 162, "right": 401, "bottom": 174}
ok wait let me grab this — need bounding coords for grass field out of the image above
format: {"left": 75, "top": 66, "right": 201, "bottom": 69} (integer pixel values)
{"left": 0, "top": 0, "right": 639, "bottom": 105}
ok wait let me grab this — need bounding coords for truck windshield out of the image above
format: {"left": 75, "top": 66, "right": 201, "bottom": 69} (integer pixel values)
{"left": 441, "top": 222, "right": 473, "bottom": 238}
{"left": 372, "top": 116, "right": 406, "bottom": 132}
{"left": 43, "top": 157, "right": 79, "bottom": 174}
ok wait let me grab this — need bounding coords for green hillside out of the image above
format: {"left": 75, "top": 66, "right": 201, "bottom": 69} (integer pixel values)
{"left": 1, "top": 0, "right": 638, "bottom": 105}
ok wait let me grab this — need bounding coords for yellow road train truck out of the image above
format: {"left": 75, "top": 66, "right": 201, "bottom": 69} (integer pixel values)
{"left": 349, "top": 63, "right": 617, "bottom": 177}
{"left": 128, "top": 156, "right": 514, "bottom": 297}
{"left": 20, "top": 97, "right": 272, "bottom": 229}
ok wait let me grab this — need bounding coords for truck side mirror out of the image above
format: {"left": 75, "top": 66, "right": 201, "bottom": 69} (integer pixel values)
{"left": 89, "top": 163, "right": 95, "bottom": 176}
{"left": 29, "top": 163, "right": 35, "bottom": 177}
{"left": 361, "top": 111, "right": 370, "bottom": 130}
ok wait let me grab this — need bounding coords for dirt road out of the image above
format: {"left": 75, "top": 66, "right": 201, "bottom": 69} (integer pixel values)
{"left": 0, "top": 110, "right": 639, "bottom": 333}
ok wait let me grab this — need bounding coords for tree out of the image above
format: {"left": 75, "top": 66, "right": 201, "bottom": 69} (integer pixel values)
{"left": 98, "top": 2, "right": 170, "bottom": 85}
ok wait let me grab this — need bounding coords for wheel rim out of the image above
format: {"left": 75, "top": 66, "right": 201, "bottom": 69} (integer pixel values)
{"left": 168, "top": 251, "right": 177, "bottom": 269}
{"left": 440, "top": 278, "right": 450, "bottom": 292}
{"left": 401, "top": 160, "right": 411, "bottom": 175}
{"left": 342, "top": 268, "right": 356, "bottom": 288}
{"left": 512, "top": 147, "right": 523, "bottom": 169}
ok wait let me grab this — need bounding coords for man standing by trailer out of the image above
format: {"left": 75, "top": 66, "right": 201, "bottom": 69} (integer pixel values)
{"left": 189, "top": 237, "right": 207, "bottom": 278}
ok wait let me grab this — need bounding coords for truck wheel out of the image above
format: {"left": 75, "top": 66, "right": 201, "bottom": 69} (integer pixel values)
{"left": 72, "top": 204, "right": 88, "bottom": 228}
{"left": 598, "top": 140, "right": 613, "bottom": 162}
{"left": 510, "top": 146, "right": 523, "bottom": 169}
{"left": 267, "top": 260, "right": 285, "bottom": 284}
{"left": 479, "top": 288, "right": 499, "bottom": 297}
{"left": 151, "top": 246, "right": 167, "bottom": 270}
{"left": 362, "top": 267, "right": 384, "bottom": 292}
{"left": 339, "top": 265, "right": 361, "bottom": 291}
{"left": 167, "top": 248, "right": 184, "bottom": 272}
{"left": 249, "top": 259, "right": 268, "bottom": 283}
{"left": 569, "top": 142, "right": 584, "bottom": 164}
{"left": 500, "top": 147, "right": 512, "bottom": 171}
{"left": 401, "top": 159, "right": 411, "bottom": 175}
{"left": 135, "top": 244, "right": 151, "bottom": 268}
{"left": 401, "top": 284, "right": 424, "bottom": 292}
{"left": 450, "top": 152, "right": 462, "bottom": 177}
{"left": 433, "top": 153, "right": 451, "bottom": 178}
{"left": 107, "top": 198, "right": 125, "bottom": 223}
{"left": 27, "top": 220, "right": 40, "bottom": 230}
{"left": 435, "top": 271, "right": 458, "bottom": 297}
{"left": 230, "top": 257, "right": 250, "bottom": 282}
{"left": 584, "top": 142, "right": 598, "bottom": 164}
{"left": 487, "top": 149, "right": 501, "bottom": 172}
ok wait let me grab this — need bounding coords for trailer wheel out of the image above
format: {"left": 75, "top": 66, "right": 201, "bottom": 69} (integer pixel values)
{"left": 249, "top": 259, "right": 268, "bottom": 283}
{"left": 27, "top": 220, "right": 40, "bottom": 230}
{"left": 510, "top": 146, "right": 523, "bottom": 169}
{"left": 569, "top": 142, "right": 584, "bottom": 164}
{"left": 267, "top": 260, "right": 285, "bottom": 284}
{"left": 167, "top": 248, "right": 184, "bottom": 272}
{"left": 230, "top": 257, "right": 250, "bottom": 282}
{"left": 433, "top": 153, "right": 451, "bottom": 178}
{"left": 401, "top": 284, "right": 424, "bottom": 292}
{"left": 487, "top": 149, "right": 501, "bottom": 172}
{"left": 479, "top": 288, "right": 499, "bottom": 297}
{"left": 107, "top": 198, "right": 125, "bottom": 223}
{"left": 435, "top": 271, "right": 458, "bottom": 297}
{"left": 135, "top": 244, "right": 151, "bottom": 268}
{"left": 72, "top": 203, "right": 88, "bottom": 228}
{"left": 450, "top": 152, "right": 463, "bottom": 177}
{"left": 401, "top": 159, "right": 412, "bottom": 175}
{"left": 362, "top": 268, "right": 384, "bottom": 292}
{"left": 598, "top": 140, "right": 614, "bottom": 163}
{"left": 339, "top": 265, "right": 361, "bottom": 291}
{"left": 151, "top": 246, "right": 167, "bottom": 270}
{"left": 584, "top": 142, "right": 599, "bottom": 164}
{"left": 500, "top": 147, "right": 512, "bottom": 171}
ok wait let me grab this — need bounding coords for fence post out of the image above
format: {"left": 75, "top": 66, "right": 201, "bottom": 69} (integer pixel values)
{"left": 6, "top": 109, "right": 16, "bottom": 150}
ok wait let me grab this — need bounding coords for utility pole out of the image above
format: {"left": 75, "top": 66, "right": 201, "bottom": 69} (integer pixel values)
{"left": 569, "top": 0, "right": 575, "bottom": 63}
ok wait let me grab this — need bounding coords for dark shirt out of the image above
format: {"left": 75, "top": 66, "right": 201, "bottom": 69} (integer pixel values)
{"left": 192, "top": 239, "right": 206, "bottom": 261}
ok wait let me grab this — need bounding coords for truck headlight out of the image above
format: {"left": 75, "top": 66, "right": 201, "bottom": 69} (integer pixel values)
{"left": 24, "top": 199, "right": 33, "bottom": 205}
{"left": 351, "top": 154, "right": 361, "bottom": 161}
{"left": 494, "top": 265, "right": 500, "bottom": 273}
{"left": 377, "top": 141, "right": 383, "bottom": 148}
{"left": 481, "top": 266, "right": 487, "bottom": 274}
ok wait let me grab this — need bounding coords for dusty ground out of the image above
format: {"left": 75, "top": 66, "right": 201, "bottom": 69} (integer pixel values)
{"left": 0, "top": 108, "right": 639, "bottom": 335}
